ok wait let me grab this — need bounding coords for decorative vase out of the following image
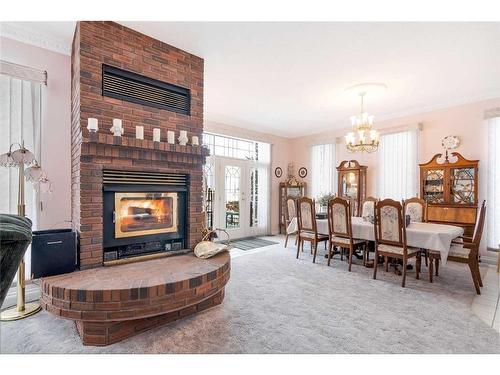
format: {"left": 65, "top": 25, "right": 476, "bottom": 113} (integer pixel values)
{"left": 192, "top": 136, "right": 199, "bottom": 146}
{"left": 110, "top": 119, "right": 124, "bottom": 137}
{"left": 178, "top": 130, "right": 188, "bottom": 146}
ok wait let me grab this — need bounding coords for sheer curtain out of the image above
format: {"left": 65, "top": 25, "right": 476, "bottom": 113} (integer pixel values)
{"left": 0, "top": 69, "right": 43, "bottom": 278}
{"left": 311, "top": 143, "right": 336, "bottom": 199}
{"left": 486, "top": 113, "right": 500, "bottom": 250}
{"left": 377, "top": 129, "right": 419, "bottom": 200}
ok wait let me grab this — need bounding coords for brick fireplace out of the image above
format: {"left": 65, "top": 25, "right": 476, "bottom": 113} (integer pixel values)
{"left": 71, "top": 21, "right": 206, "bottom": 269}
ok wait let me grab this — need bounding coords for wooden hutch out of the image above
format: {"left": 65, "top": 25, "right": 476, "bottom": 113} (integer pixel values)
{"left": 419, "top": 152, "right": 479, "bottom": 236}
{"left": 337, "top": 160, "right": 367, "bottom": 217}
{"left": 278, "top": 178, "right": 306, "bottom": 234}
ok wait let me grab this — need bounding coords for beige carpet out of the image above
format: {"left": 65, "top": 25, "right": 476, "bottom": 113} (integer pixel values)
{"left": 1, "top": 240, "right": 499, "bottom": 353}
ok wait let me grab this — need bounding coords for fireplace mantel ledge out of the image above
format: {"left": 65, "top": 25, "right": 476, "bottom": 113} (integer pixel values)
{"left": 84, "top": 133, "right": 210, "bottom": 157}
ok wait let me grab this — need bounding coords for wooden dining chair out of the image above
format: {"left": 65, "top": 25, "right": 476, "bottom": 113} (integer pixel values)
{"left": 284, "top": 196, "right": 298, "bottom": 248}
{"left": 429, "top": 201, "right": 486, "bottom": 294}
{"left": 361, "top": 196, "right": 377, "bottom": 221}
{"left": 403, "top": 197, "right": 427, "bottom": 222}
{"left": 296, "top": 197, "right": 329, "bottom": 263}
{"left": 373, "top": 199, "right": 422, "bottom": 287}
{"left": 327, "top": 197, "right": 366, "bottom": 271}
{"left": 403, "top": 197, "right": 429, "bottom": 265}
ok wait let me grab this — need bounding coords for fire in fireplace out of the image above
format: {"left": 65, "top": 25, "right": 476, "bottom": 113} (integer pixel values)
{"left": 102, "top": 170, "right": 188, "bottom": 263}
{"left": 114, "top": 192, "right": 178, "bottom": 238}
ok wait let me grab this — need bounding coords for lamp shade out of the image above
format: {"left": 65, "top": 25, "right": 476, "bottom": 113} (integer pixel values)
{"left": 10, "top": 148, "right": 35, "bottom": 165}
{"left": 24, "top": 164, "right": 44, "bottom": 182}
{"left": 0, "top": 152, "right": 16, "bottom": 168}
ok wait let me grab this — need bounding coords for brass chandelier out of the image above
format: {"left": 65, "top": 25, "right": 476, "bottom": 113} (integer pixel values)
{"left": 345, "top": 91, "right": 380, "bottom": 153}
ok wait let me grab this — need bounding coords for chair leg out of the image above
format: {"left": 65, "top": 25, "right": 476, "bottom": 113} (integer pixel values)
{"left": 402, "top": 258, "right": 407, "bottom": 288}
{"left": 416, "top": 253, "right": 421, "bottom": 280}
{"left": 340, "top": 247, "right": 343, "bottom": 261}
{"left": 295, "top": 235, "right": 298, "bottom": 246}
{"left": 435, "top": 257, "right": 439, "bottom": 276}
{"left": 475, "top": 260, "right": 483, "bottom": 287}
{"left": 296, "top": 239, "right": 301, "bottom": 259}
{"left": 327, "top": 241, "right": 333, "bottom": 266}
{"left": 429, "top": 257, "right": 433, "bottom": 283}
{"left": 285, "top": 234, "right": 289, "bottom": 248}
{"left": 312, "top": 241, "right": 318, "bottom": 263}
{"left": 384, "top": 256, "right": 388, "bottom": 272}
{"left": 424, "top": 250, "right": 428, "bottom": 267}
{"left": 373, "top": 251, "right": 378, "bottom": 279}
{"left": 468, "top": 261, "right": 481, "bottom": 295}
{"left": 348, "top": 246, "right": 353, "bottom": 272}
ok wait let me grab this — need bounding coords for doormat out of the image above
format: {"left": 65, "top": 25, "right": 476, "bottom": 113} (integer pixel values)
{"left": 229, "top": 237, "right": 279, "bottom": 251}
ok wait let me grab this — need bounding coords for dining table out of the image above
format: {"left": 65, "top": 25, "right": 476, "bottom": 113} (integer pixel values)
{"left": 287, "top": 216, "right": 464, "bottom": 265}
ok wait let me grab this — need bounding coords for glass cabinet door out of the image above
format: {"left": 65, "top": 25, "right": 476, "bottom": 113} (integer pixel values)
{"left": 423, "top": 169, "right": 445, "bottom": 204}
{"left": 341, "top": 171, "right": 358, "bottom": 199}
{"left": 451, "top": 167, "right": 475, "bottom": 205}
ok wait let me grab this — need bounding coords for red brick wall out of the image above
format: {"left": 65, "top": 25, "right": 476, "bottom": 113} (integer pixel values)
{"left": 71, "top": 21, "right": 205, "bottom": 268}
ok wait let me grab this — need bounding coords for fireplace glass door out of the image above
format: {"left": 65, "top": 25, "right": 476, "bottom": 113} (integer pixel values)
{"left": 114, "top": 192, "right": 178, "bottom": 238}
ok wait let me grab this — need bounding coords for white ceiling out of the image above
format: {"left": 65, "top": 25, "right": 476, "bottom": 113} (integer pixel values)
{"left": 2, "top": 21, "right": 500, "bottom": 137}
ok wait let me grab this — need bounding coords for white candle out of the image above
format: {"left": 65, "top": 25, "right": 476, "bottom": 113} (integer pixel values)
{"left": 192, "top": 136, "right": 199, "bottom": 146}
{"left": 87, "top": 118, "right": 98, "bottom": 132}
{"left": 113, "top": 119, "right": 122, "bottom": 129}
{"left": 153, "top": 128, "right": 161, "bottom": 142}
{"left": 167, "top": 130, "right": 175, "bottom": 144}
{"left": 136, "top": 126, "right": 144, "bottom": 140}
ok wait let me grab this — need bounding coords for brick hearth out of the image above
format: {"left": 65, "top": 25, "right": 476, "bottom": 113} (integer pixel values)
{"left": 70, "top": 21, "right": 205, "bottom": 268}
{"left": 40, "top": 253, "right": 230, "bottom": 346}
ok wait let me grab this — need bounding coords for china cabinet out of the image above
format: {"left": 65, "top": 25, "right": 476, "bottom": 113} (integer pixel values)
{"left": 337, "top": 160, "right": 367, "bottom": 217}
{"left": 419, "top": 152, "right": 479, "bottom": 236}
{"left": 278, "top": 180, "right": 306, "bottom": 234}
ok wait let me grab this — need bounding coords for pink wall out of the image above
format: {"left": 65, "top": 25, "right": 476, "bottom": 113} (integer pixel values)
{"left": 0, "top": 37, "right": 72, "bottom": 230}
{"left": 288, "top": 98, "right": 500, "bottom": 255}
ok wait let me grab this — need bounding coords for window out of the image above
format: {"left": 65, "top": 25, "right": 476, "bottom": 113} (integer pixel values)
{"left": 487, "top": 114, "right": 500, "bottom": 250}
{"left": 377, "top": 129, "right": 419, "bottom": 200}
{"left": 311, "top": 143, "right": 336, "bottom": 199}
{"left": 203, "top": 132, "right": 260, "bottom": 161}
{"left": 0, "top": 62, "right": 44, "bottom": 278}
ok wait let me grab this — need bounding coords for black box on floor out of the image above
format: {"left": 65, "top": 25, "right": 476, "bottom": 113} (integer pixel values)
{"left": 31, "top": 229, "right": 76, "bottom": 278}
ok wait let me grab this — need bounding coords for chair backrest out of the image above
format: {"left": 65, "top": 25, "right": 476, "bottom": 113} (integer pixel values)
{"left": 285, "top": 196, "right": 297, "bottom": 223}
{"left": 361, "top": 196, "right": 377, "bottom": 221}
{"left": 472, "top": 200, "right": 487, "bottom": 247}
{"left": 374, "top": 198, "right": 407, "bottom": 248}
{"left": 297, "top": 197, "right": 317, "bottom": 233}
{"left": 403, "top": 197, "right": 427, "bottom": 222}
{"left": 327, "top": 197, "right": 352, "bottom": 238}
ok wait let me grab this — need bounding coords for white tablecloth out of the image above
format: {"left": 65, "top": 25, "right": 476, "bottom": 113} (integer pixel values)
{"left": 287, "top": 217, "right": 463, "bottom": 264}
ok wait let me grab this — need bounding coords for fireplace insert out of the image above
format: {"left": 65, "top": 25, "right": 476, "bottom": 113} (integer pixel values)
{"left": 102, "top": 170, "right": 188, "bottom": 262}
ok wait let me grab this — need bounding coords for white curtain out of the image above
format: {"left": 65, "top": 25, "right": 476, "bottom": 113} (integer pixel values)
{"left": 0, "top": 73, "right": 42, "bottom": 278}
{"left": 377, "top": 129, "right": 419, "bottom": 200}
{"left": 487, "top": 115, "right": 500, "bottom": 250}
{"left": 311, "top": 143, "right": 336, "bottom": 199}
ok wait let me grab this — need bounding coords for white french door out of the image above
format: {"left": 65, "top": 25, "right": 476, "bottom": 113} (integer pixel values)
{"left": 206, "top": 156, "right": 267, "bottom": 239}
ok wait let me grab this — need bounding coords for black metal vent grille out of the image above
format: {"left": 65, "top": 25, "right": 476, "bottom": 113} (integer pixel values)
{"left": 103, "top": 170, "right": 188, "bottom": 186}
{"left": 102, "top": 65, "right": 190, "bottom": 115}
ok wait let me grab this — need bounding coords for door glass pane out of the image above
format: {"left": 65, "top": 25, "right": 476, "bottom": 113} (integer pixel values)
{"left": 225, "top": 165, "right": 241, "bottom": 229}
{"left": 203, "top": 163, "right": 215, "bottom": 229}
{"left": 452, "top": 167, "right": 475, "bottom": 204}
{"left": 423, "top": 169, "right": 445, "bottom": 203}
{"left": 250, "top": 167, "right": 258, "bottom": 227}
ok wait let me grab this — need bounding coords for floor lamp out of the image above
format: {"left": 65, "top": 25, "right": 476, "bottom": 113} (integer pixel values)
{"left": 0, "top": 142, "right": 51, "bottom": 321}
